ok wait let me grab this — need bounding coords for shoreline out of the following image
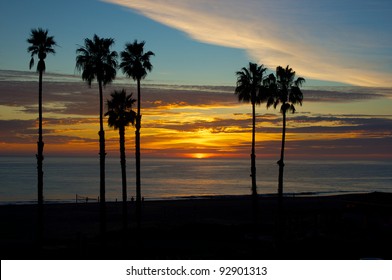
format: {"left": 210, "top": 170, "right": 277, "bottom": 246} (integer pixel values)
{"left": 0, "top": 190, "right": 372, "bottom": 206}
{"left": 1, "top": 192, "right": 392, "bottom": 259}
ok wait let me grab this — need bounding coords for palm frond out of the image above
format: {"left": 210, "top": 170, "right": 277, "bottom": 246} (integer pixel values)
{"left": 27, "top": 28, "right": 56, "bottom": 71}
{"left": 29, "top": 57, "right": 34, "bottom": 70}
{"left": 75, "top": 34, "right": 118, "bottom": 86}
{"left": 289, "top": 104, "right": 296, "bottom": 114}
{"left": 105, "top": 89, "right": 136, "bottom": 129}
{"left": 120, "top": 40, "right": 154, "bottom": 81}
{"left": 269, "top": 65, "right": 305, "bottom": 115}
{"left": 234, "top": 62, "right": 267, "bottom": 105}
{"left": 289, "top": 86, "right": 304, "bottom": 106}
{"left": 295, "top": 77, "right": 306, "bottom": 87}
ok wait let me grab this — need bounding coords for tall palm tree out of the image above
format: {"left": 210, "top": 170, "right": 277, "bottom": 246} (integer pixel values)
{"left": 27, "top": 27, "right": 56, "bottom": 246}
{"left": 105, "top": 89, "right": 136, "bottom": 230}
{"left": 75, "top": 34, "right": 118, "bottom": 235}
{"left": 120, "top": 40, "right": 154, "bottom": 227}
{"left": 235, "top": 62, "right": 267, "bottom": 199}
{"left": 267, "top": 65, "right": 305, "bottom": 203}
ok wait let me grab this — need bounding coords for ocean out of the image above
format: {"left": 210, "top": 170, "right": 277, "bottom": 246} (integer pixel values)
{"left": 0, "top": 156, "right": 391, "bottom": 204}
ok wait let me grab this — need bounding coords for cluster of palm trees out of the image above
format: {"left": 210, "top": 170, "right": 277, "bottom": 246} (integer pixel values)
{"left": 27, "top": 28, "right": 305, "bottom": 242}
{"left": 235, "top": 62, "right": 305, "bottom": 213}
{"left": 75, "top": 34, "right": 154, "bottom": 233}
{"left": 27, "top": 28, "right": 154, "bottom": 238}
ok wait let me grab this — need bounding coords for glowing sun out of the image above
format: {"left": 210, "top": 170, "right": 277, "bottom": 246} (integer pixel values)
{"left": 193, "top": 153, "right": 208, "bottom": 159}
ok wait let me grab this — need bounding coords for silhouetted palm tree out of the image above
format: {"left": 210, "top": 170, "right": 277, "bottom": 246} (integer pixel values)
{"left": 235, "top": 62, "right": 267, "bottom": 198}
{"left": 120, "top": 40, "right": 154, "bottom": 227}
{"left": 27, "top": 27, "right": 56, "bottom": 246}
{"left": 267, "top": 65, "right": 305, "bottom": 203}
{"left": 105, "top": 89, "right": 136, "bottom": 230}
{"left": 75, "top": 34, "right": 118, "bottom": 235}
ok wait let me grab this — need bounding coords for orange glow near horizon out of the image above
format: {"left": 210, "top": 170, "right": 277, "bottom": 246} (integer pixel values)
{"left": 189, "top": 153, "right": 211, "bottom": 159}
{"left": 1, "top": 76, "right": 392, "bottom": 160}
{"left": 3, "top": 117, "right": 390, "bottom": 159}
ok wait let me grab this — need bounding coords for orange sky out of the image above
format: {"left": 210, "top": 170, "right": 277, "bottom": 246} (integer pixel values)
{"left": 1, "top": 71, "right": 392, "bottom": 160}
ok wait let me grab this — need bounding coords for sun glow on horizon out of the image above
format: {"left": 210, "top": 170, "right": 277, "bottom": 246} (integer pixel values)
{"left": 189, "top": 153, "right": 211, "bottom": 159}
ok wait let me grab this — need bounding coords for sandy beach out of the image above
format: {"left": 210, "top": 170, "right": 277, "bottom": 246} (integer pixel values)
{"left": 1, "top": 192, "right": 392, "bottom": 259}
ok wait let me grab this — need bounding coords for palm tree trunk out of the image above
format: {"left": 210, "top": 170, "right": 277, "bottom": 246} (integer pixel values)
{"left": 278, "top": 111, "right": 286, "bottom": 203}
{"left": 98, "top": 80, "right": 106, "bottom": 236}
{"left": 119, "top": 126, "right": 127, "bottom": 230}
{"left": 135, "top": 78, "right": 142, "bottom": 228}
{"left": 251, "top": 101, "right": 258, "bottom": 224}
{"left": 37, "top": 68, "right": 44, "bottom": 247}
{"left": 277, "top": 110, "right": 286, "bottom": 245}
{"left": 251, "top": 101, "right": 257, "bottom": 196}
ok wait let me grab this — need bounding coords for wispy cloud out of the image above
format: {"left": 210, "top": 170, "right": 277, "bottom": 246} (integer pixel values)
{"left": 105, "top": 0, "right": 392, "bottom": 87}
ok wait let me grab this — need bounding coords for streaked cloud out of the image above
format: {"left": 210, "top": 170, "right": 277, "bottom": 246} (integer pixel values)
{"left": 105, "top": 0, "right": 392, "bottom": 87}
{"left": 1, "top": 71, "right": 391, "bottom": 158}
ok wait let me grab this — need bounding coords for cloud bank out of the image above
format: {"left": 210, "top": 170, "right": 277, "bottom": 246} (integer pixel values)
{"left": 1, "top": 71, "right": 391, "bottom": 158}
{"left": 105, "top": 0, "right": 392, "bottom": 87}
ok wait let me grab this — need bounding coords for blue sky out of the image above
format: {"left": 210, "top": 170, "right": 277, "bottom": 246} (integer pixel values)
{"left": 0, "top": 0, "right": 248, "bottom": 85}
{"left": 1, "top": 0, "right": 392, "bottom": 86}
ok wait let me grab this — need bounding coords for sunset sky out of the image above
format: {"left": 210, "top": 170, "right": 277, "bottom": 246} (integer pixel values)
{"left": 1, "top": 0, "right": 392, "bottom": 159}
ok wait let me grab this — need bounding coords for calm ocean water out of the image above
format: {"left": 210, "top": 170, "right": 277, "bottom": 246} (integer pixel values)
{"left": 0, "top": 156, "right": 391, "bottom": 204}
